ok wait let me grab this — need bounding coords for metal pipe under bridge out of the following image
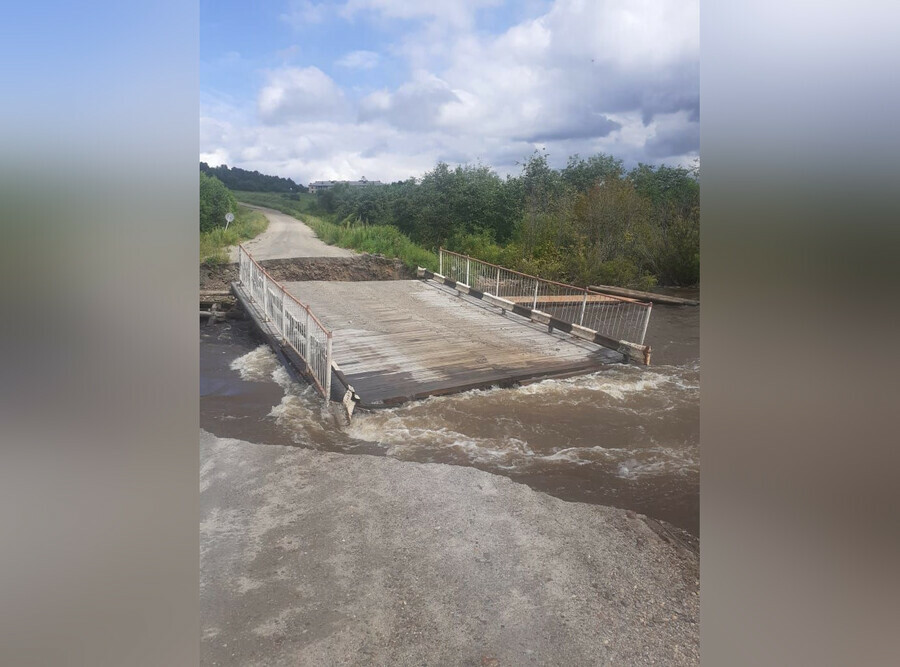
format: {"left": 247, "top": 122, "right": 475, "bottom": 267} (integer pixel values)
{"left": 233, "top": 246, "right": 652, "bottom": 420}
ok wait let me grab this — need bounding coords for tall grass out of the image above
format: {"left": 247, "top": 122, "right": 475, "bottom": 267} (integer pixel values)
{"left": 200, "top": 204, "right": 268, "bottom": 265}
{"left": 303, "top": 214, "right": 437, "bottom": 272}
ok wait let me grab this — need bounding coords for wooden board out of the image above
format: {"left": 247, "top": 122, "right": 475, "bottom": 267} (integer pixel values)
{"left": 589, "top": 284, "right": 699, "bottom": 306}
{"left": 504, "top": 294, "right": 619, "bottom": 305}
{"left": 280, "top": 280, "right": 623, "bottom": 407}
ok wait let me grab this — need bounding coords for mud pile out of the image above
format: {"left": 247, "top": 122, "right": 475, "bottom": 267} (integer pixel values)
{"left": 200, "top": 254, "right": 413, "bottom": 291}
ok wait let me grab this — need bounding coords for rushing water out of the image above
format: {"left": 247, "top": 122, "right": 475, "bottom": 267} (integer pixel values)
{"left": 201, "top": 293, "right": 699, "bottom": 535}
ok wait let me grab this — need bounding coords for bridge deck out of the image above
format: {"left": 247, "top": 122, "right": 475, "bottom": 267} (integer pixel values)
{"left": 280, "top": 280, "right": 623, "bottom": 407}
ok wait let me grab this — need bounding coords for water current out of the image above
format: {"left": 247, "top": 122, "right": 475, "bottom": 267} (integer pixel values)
{"left": 200, "top": 292, "right": 699, "bottom": 535}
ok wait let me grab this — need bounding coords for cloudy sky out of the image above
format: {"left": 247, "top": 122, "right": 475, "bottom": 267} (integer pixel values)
{"left": 200, "top": 0, "right": 698, "bottom": 185}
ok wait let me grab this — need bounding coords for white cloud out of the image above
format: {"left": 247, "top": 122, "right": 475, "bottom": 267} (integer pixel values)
{"left": 257, "top": 67, "right": 348, "bottom": 124}
{"left": 336, "top": 50, "right": 381, "bottom": 69}
{"left": 202, "top": 0, "right": 699, "bottom": 183}
{"left": 644, "top": 111, "right": 700, "bottom": 158}
{"left": 340, "top": 0, "right": 504, "bottom": 28}
{"left": 280, "top": 1, "right": 328, "bottom": 28}
{"left": 359, "top": 71, "right": 459, "bottom": 131}
{"left": 199, "top": 148, "right": 230, "bottom": 167}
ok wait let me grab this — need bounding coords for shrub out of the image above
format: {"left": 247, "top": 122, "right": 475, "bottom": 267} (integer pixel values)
{"left": 199, "top": 173, "right": 236, "bottom": 232}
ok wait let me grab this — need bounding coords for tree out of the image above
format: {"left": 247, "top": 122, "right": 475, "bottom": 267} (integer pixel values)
{"left": 569, "top": 179, "right": 656, "bottom": 288}
{"left": 561, "top": 153, "right": 624, "bottom": 193}
{"left": 199, "top": 173, "right": 236, "bottom": 232}
{"left": 199, "top": 162, "right": 303, "bottom": 192}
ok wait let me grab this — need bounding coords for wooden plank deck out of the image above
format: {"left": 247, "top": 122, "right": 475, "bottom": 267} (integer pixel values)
{"left": 280, "top": 280, "right": 623, "bottom": 407}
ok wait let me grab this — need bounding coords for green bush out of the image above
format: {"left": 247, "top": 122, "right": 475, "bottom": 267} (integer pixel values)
{"left": 199, "top": 204, "right": 268, "bottom": 263}
{"left": 302, "top": 215, "right": 437, "bottom": 272}
{"left": 199, "top": 173, "right": 236, "bottom": 232}
{"left": 593, "top": 257, "right": 657, "bottom": 291}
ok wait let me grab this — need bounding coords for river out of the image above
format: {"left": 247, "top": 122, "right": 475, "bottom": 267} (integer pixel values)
{"left": 200, "top": 292, "right": 699, "bottom": 535}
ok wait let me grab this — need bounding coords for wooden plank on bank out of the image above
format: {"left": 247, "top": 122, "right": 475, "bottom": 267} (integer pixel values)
{"left": 504, "top": 294, "right": 619, "bottom": 305}
{"left": 588, "top": 284, "right": 699, "bottom": 306}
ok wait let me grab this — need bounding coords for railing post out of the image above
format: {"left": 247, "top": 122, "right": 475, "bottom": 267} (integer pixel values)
{"left": 305, "top": 306, "right": 312, "bottom": 360}
{"left": 465, "top": 256, "right": 470, "bottom": 286}
{"left": 495, "top": 267, "right": 501, "bottom": 296}
{"left": 579, "top": 290, "right": 588, "bottom": 326}
{"left": 439, "top": 248, "right": 443, "bottom": 276}
{"left": 639, "top": 303, "right": 652, "bottom": 346}
{"left": 532, "top": 280, "right": 539, "bottom": 310}
{"left": 324, "top": 333, "right": 333, "bottom": 403}
{"left": 280, "top": 286, "right": 287, "bottom": 343}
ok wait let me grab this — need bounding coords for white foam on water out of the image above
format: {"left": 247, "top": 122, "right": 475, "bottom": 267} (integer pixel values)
{"left": 537, "top": 443, "right": 698, "bottom": 478}
{"left": 268, "top": 393, "right": 327, "bottom": 443}
{"left": 271, "top": 366, "right": 297, "bottom": 392}
{"left": 345, "top": 405, "right": 698, "bottom": 478}
{"left": 229, "top": 345, "right": 281, "bottom": 382}
{"left": 238, "top": 341, "right": 699, "bottom": 481}
{"left": 340, "top": 366, "right": 695, "bottom": 416}
{"left": 477, "top": 366, "right": 697, "bottom": 406}
{"left": 615, "top": 446, "right": 699, "bottom": 479}
{"left": 265, "top": 368, "right": 337, "bottom": 443}
{"left": 345, "top": 414, "right": 535, "bottom": 467}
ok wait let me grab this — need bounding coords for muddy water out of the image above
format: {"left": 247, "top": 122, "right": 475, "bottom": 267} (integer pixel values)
{"left": 201, "top": 293, "right": 699, "bottom": 535}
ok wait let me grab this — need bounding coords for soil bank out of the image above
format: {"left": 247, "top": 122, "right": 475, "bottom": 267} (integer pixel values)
{"left": 200, "top": 255, "right": 413, "bottom": 292}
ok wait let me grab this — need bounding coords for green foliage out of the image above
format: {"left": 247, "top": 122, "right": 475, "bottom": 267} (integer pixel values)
{"left": 199, "top": 173, "right": 237, "bottom": 232}
{"left": 561, "top": 153, "right": 624, "bottom": 192}
{"left": 200, "top": 162, "right": 303, "bottom": 192}
{"left": 199, "top": 204, "right": 267, "bottom": 263}
{"left": 218, "top": 152, "right": 700, "bottom": 287}
{"left": 229, "top": 190, "right": 320, "bottom": 217}
{"left": 302, "top": 214, "right": 437, "bottom": 272}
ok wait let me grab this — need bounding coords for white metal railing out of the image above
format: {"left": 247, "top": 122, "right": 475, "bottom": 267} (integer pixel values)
{"left": 438, "top": 248, "right": 652, "bottom": 347}
{"left": 238, "top": 245, "right": 332, "bottom": 401}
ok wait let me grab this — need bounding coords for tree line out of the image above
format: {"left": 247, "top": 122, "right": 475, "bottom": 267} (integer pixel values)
{"left": 200, "top": 162, "right": 304, "bottom": 193}
{"left": 314, "top": 152, "right": 699, "bottom": 287}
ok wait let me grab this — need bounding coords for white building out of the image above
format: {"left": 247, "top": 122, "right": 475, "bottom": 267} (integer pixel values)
{"left": 308, "top": 177, "right": 383, "bottom": 193}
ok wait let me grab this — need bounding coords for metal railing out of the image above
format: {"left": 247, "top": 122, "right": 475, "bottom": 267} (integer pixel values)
{"left": 439, "top": 248, "right": 652, "bottom": 347}
{"left": 238, "top": 245, "right": 333, "bottom": 400}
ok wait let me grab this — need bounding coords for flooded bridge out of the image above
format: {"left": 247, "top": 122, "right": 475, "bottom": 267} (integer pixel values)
{"left": 233, "top": 246, "right": 652, "bottom": 417}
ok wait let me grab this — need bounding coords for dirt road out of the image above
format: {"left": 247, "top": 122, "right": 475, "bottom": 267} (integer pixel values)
{"left": 200, "top": 430, "right": 699, "bottom": 666}
{"left": 229, "top": 204, "right": 355, "bottom": 261}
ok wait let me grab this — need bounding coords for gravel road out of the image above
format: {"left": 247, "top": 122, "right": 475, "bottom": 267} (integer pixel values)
{"left": 229, "top": 204, "right": 355, "bottom": 261}
{"left": 200, "top": 430, "right": 699, "bottom": 666}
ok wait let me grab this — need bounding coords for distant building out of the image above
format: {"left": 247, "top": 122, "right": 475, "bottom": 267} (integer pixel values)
{"left": 308, "top": 177, "right": 383, "bottom": 194}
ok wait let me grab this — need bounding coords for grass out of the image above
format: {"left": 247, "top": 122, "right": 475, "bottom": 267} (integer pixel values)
{"left": 232, "top": 190, "right": 438, "bottom": 273}
{"left": 231, "top": 190, "right": 317, "bottom": 217}
{"left": 200, "top": 204, "right": 268, "bottom": 265}
{"left": 303, "top": 214, "right": 438, "bottom": 273}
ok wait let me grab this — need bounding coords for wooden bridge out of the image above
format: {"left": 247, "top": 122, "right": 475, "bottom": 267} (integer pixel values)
{"left": 233, "top": 247, "right": 652, "bottom": 418}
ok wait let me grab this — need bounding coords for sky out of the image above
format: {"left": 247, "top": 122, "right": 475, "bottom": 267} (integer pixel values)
{"left": 200, "top": 0, "right": 699, "bottom": 185}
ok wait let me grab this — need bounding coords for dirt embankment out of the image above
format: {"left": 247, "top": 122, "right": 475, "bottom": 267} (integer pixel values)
{"left": 200, "top": 254, "right": 414, "bottom": 292}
